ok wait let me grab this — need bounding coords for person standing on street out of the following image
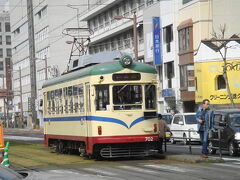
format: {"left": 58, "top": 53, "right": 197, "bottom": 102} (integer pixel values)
{"left": 158, "top": 114, "right": 171, "bottom": 154}
{"left": 196, "top": 99, "right": 214, "bottom": 158}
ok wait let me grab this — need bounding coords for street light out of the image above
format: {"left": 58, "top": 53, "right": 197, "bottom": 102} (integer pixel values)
{"left": 114, "top": 12, "right": 138, "bottom": 61}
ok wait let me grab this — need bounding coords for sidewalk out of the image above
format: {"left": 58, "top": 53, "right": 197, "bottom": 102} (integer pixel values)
{"left": 155, "top": 152, "right": 224, "bottom": 163}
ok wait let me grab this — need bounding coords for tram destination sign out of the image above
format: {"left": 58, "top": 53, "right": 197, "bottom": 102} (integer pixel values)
{"left": 112, "top": 73, "right": 141, "bottom": 81}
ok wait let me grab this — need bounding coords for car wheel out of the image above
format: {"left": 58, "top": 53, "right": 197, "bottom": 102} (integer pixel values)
{"left": 229, "top": 141, "right": 237, "bottom": 156}
{"left": 170, "top": 138, "right": 176, "bottom": 144}
{"left": 183, "top": 134, "right": 189, "bottom": 145}
{"left": 208, "top": 141, "right": 216, "bottom": 154}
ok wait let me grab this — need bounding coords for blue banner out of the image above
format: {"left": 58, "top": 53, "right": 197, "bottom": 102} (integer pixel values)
{"left": 153, "top": 17, "right": 162, "bottom": 65}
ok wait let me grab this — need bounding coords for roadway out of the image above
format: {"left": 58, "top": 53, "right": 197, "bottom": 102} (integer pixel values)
{"left": 3, "top": 129, "right": 240, "bottom": 180}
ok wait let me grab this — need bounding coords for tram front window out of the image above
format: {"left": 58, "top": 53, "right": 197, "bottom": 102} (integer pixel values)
{"left": 113, "top": 85, "right": 142, "bottom": 110}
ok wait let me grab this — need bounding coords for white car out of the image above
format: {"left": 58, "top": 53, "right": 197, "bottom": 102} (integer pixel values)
{"left": 170, "top": 113, "right": 200, "bottom": 144}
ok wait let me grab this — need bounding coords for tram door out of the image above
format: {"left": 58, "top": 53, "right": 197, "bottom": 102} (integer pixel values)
{"left": 84, "top": 83, "right": 91, "bottom": 136}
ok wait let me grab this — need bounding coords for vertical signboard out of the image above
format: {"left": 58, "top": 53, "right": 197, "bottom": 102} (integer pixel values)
{"left": 153, "top": 17, "right": 162, "bottom": 65}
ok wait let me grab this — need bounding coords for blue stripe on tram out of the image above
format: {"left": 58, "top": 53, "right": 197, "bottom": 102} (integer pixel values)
{"left": 43, "top": 116, "right": 156, "bottom": 129}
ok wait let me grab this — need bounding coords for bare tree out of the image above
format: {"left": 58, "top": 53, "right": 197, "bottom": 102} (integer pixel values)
{"left": 206, "top": 24, "right": 240, "bottom": 108}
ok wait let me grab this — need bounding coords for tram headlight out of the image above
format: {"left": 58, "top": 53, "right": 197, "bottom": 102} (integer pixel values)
{"left": 235, "top": 132, "right": 240, "bottom": 140}
{"left": 119, "top": 55, "right": 133, "bottom": 68}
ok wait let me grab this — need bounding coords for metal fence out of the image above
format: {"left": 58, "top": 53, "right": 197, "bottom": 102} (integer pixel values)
{"left": 164, "top": 128, "right": 223, "bottom": 158}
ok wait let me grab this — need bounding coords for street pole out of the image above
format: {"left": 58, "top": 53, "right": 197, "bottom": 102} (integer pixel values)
{"left": 133, "top": 12, "right": 138, "bottom": 61}
{"left": 2, "top": 76, "right": 6, "bottom": 127}
{"left": 44, "top": 55, "right": 48, "bottom": 80}
{"left": 27, "top": 0, "right": 38, "bottom": 128}
{"left": 19, "top": 67, "right": 23, "bottom": 128}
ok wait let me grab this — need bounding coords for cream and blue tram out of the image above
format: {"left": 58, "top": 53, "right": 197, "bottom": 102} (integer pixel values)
{"left": 42, "top": 54, "right": 159, "bottom": 158}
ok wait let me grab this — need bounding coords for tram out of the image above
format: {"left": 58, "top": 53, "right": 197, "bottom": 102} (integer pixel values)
{"left": 42, "top": 52, "right": 159, "bottom": 158}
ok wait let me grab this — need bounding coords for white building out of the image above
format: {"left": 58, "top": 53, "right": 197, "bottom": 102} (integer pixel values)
{"left": 78, "top": 0, "right": 162, "bottom": 61}
{"left": 0, "top": 0, "right": 12, "bottom": 122}
{"left": 143, "top": 0, "right": 182, "bottom": 114}
{"left": 9, "top": 0, "right": 89, "bottom": 127}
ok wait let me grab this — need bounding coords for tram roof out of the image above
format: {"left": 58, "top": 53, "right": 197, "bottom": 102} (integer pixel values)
{"left": 42, "top": 61, "right": 157, "bottom": 88}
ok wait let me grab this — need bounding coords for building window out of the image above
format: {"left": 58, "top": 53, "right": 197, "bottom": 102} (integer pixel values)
{"left": 6, "top": 48, "right": 12, "bottom": 57}
{"left": 180, "top": 65, "right": 187, "bottom": 88}
{"left": 5, "top": 22, "right": 10, "bottom": 32}
{"left": 0, "top": 23, "right": 1, "bottom": 32}
{"left": 164, "top": 61, "right": 174, "bottom": 88}
{"left": 137, "top": 0, "right": 145, "bottom": 10}
{"left": 217, "top": 75, "right": 226, "bottom": 90}
{"left": 0, "top": 36, "right": 2, "bottom": 45}
{"left": 36, "top": 47, "right": 49, "bottom": 60}
{"left": 138, "top": 25, "right": 144, "bottom": 44}
{"left": 0, "top": 61, "right": 3, "bottom": 71}
{"left": 0, "top": 49, "right": 3, "bottom": 58}
{"left": 163, "top": 24, "right": 173, "bottom": 52}
{"left": 178, "top": 27, "right": 190, "bottom": 52}
{"left": 36, "top": 6, "right": 47, "bottom": 20}
{"left": 35, "top": 26, "right": 48, "bottom": 43}
{"left": 147, "top": 0, "right": 154, "bottom": 6}
{"left": 6, "top": 35, "right": 11, "bottom": 45}
{"left": 182, "top": 0, "right": 193, "bottom": 5}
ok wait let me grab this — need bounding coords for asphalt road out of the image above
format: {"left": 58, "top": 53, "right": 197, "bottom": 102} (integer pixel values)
{"left": 3, "top": 130, "right": 240, "bottom": 180}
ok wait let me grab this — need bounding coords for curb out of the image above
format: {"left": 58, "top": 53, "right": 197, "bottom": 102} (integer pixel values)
{"left": 165, "top": 154, "right": 224, "bottom": 163}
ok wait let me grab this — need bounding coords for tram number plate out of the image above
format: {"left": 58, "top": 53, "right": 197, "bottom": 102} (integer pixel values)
{"left": 145, "top": 137, "right": 153, "bottom": 141}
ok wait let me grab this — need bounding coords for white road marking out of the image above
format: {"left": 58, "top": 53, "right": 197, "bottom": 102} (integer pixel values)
{"left": 4, "top": 135, "right": 43, "bottom": 141}
{"left": 221, "top": 157, "right": 240, "bottom": 162}
{"left": 83, "top": 168, "right": 117, "bottom": 176}
{"left": 118, "top": 166, "right": 159, "bottom": 175}
{"left": 143, "top": 164, "right": 190, "bottom": 173}
{"left": 48, "top": 170, "right": 80, "bottom": 175}
{"left": 215, "top": 163, "right": 240, "bottom": 169}
{"left": 233, "top": 162, "right": 240, "bottom": 165}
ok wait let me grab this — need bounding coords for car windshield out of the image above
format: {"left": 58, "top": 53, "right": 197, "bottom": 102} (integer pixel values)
{"left": 162, "top": 115, "right": 173, "bottom": 124}
{"left": 229, "top": 113, "right": 240, "bottom": 127}
{"left": 185, "top": 115, "right": 197, "bottom": 124}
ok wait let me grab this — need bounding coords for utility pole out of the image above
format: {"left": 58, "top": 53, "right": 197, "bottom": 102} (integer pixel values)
{"left": 2, "top": 76, "right": 6, "bottom": 127}
{"left": 27, "top": 0, "right": 38, "bottom": 128}
{"left": 114, "top": 12, "right": 138, "bottom": 61}
{"left": 19, "top": 67, "right": 23, "bottom": 128}
{"left": 133, "top": 12, "right": 138, "bottom": 61}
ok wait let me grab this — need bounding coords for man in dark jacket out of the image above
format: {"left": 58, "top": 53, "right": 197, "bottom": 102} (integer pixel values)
{"left": 158, "top": 114, "right": 171, "bottom": 154}
{"left": 196, "top": 99, "right": 214, "bottom": 158}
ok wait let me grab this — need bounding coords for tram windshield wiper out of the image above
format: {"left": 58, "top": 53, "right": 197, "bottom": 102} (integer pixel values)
{"left": 117, "top": 84, "right": 128, "bottom": 94}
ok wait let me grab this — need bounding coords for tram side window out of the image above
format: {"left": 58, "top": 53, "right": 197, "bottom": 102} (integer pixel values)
{"left": 68, "top": 86, "right": 74, "bottom": 113}
{"left": 63, "top": 87, "right": 68, "bottom": 113}
{"left": 78, "top": 84, "right": 84, "bottom": 112}
{"left": 55, "top": 89, "right": 59, "bottom": 114}
{"left": 73, "top": 85, "right": 78, "bottom": 113}
{"left": 51, "top": 91, "right": 55, "bottom": 114}
{"left": 47, "top": 91, "right": 51, "bottom": 115}
{"left": 145, "top": 85, "right": 156, "bottom": 109}
{"left": 95, "top": 85, "right": 109, "bottom": 111}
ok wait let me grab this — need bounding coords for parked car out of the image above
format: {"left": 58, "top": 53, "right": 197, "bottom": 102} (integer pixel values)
{"left": 170, "top": 113, "right": 200, "bottom": 145}
{"left": 208, "top": 109, "right": 240, "bottom": 156}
